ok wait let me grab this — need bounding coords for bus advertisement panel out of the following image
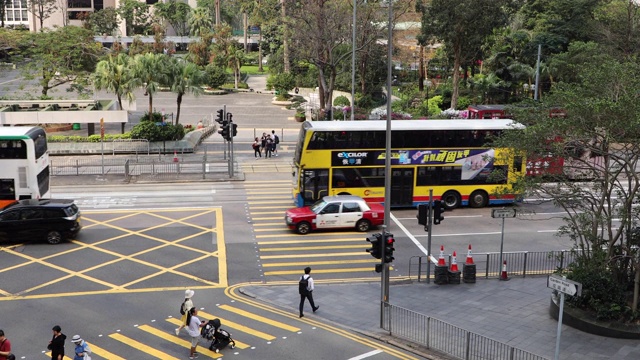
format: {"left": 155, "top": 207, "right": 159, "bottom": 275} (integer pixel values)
{"left": 292, "top": 120, "right": 525, "bottom": 209}
{"left": 0, "top": 126, "right": 50, "bottom": 208}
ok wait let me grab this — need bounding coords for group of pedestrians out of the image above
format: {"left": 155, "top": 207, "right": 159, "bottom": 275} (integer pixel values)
{"left": 44, "top": 325, "right": 91, "bottom": 360}
{"left": 253, "top": 130, "right": 280, "bottom": 158}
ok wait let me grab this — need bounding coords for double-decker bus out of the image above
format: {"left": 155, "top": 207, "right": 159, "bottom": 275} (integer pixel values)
{"left": 0, "top": 126, "right": 50, "bottom": 207}
{"left": 292, "top": 120, "right": 525, "bottom": 209}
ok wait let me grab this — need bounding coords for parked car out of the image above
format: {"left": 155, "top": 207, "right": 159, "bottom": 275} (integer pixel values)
{"left": 0, "top": 199, "right": 81, "bottom": 244}
{"left": 285, "top": 195, "right": 384, "bottom": 234}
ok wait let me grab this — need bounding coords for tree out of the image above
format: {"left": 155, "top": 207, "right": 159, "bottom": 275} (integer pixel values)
{"left": 227, "top": 46, "right": 244, "bottom": 89}
{"left": 93, "top": 53, "right": 137, "bottom": 112}
{"left": 418, "top": 0, "right": 513, "bottom": 109}
{"left": 167, "top": 57, "right": 205, "bottom": 124}
{"left": 118, "top": 0, "right": 154, "bottom": 36}
{"left": 246, "top": 0, "right": 281, "bottom": 72}
{"left": 496, "top": 45, "right": 640, "bottom": 317}
{"left": 21, "top": 26, "right": 102, "bottom": 97}
{"left": 132, "top": 52, "right": 169, "bottom": 115}
{"left": 188, "top": 7, "right": 213, "bottom": 37}
{"left": 84, "top": 8, "right": 121, "bottom": 36}
{"left": 154, "top": 0, "right": 191, "bottom": 37}
{"left": 28, "top": 0, "right": 58, "bottom": 32}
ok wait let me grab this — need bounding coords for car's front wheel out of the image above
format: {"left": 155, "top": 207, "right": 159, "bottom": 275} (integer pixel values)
{"left": 46, "top": 230, "right": 63, "bottom": 244}
{"left": 356, "top": 219, "right": 371, "bottom": 232}
{"left": 296, "top": 222, "right": 311, "bottom": 234}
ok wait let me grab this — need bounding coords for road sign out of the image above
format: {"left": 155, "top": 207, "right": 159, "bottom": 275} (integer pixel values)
{"left": 491, "top": 208, "right": 516, "bottom": 218}
{"left": 547, "top": 274, "right": 582, "bottom": 296}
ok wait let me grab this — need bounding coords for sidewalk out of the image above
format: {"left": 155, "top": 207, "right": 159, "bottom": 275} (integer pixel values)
{"left": 241, "top": 276, "right": 640, "bottom": 360}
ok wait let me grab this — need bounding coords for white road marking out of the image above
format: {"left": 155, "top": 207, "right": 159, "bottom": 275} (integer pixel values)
{"left": 390, "top": 213, "right": 429, "bottom": 257}
{"left": 348, "top": 350, "right": 383, "bottom": 360}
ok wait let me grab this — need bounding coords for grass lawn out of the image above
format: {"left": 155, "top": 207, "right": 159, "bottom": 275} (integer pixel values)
{"left": 241, "top": 65, "right": 269, "bottom": 75}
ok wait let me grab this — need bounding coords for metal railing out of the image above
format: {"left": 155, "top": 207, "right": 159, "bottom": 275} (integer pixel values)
{"left": 51, "top": 156, "right": 240, "bottom": 180}
{"left": 408, "top": 250, "right": 578, "bottom": 282}
{"left": 382, "top": 302, "right": 548, "bottom": 360}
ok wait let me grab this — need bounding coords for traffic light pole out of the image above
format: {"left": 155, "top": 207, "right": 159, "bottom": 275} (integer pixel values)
{"left": 426, "top": 189, "right": 433, "bottom": 284}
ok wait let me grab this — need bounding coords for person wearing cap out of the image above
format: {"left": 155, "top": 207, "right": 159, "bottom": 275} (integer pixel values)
{"left": 47, "top": 325, "right": 66, "bottom": 360}
{"left": 175, "top": 289, "right": 195, "bottom": 336}
{"left": 71, "top": 335, "right": 91, "bottom": 360}
{"left": 0, "top": 329, "right": 12, "bottom": 360}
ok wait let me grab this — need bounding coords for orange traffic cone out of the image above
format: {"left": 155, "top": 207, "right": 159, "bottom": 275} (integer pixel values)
{"left": 173, "top": 150, "right": 179, "bottom": 163}
{"left": 500, "top": 260, "right": 509, "bottom": 281}
{"left": 466, "top": 244, "right": 474, "bottom": 265}
{"left": 450, "top": 251, "right": 459, "bottom": 272}
{"left": 437, "top": 245, "right": 446, "bottom": 267}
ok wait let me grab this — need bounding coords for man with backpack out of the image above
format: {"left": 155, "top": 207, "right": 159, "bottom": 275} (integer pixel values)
{"left": 298, "top": 266, "right": 319, "bottom": 318}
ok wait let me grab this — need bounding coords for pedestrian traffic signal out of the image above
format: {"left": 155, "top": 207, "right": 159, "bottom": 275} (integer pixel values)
{"left": 366, "top": 233, "right": 382, "bottom": 259}
{"left": 383, "top": 233, "right": 395, "bottom": 263}
{"left": 375, "top": 263, "right": 383, "bottom": 273}
{"left": 433, "top": 200, "right": 445, "bottom": 225}
{"left": 218, "top": 120, "right": 230, "bottom": 140}
{"left": 231, "top": 123, "right": 238, "bottom": 138}
{"left": 215, "top": 109, "right": 224, "bottom": 124}
{"left": 417, "top": 204, "right": 428, "bottom": 225}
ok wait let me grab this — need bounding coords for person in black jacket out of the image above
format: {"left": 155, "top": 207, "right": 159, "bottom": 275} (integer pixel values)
{"left": 48, "top": 325, "right": 66, "bottom": 360}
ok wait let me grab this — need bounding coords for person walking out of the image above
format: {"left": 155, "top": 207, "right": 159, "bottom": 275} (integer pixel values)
{"left": 252, "top": 137, "right": 262, "bottom": 158}
{"left": 175, "top": 289, "right": 195, "bottom": 335}
{"left": 0, "top": 329, "right": 12, "bottom": 360}
{"left": 71, "top": 335, "right": 91, "bottom": 360}
{"left": 271, "top": 130, "right": 279, "bottom": 156}
{"left": 186, "top": 307, "right": 206, "bottom": 359}
{"left": 47, "top": 325, "right": 66, "bottom": 360}
{"left": 298, "top": 266, "right": 319, "bottom": 318}
{"left": 260, "top": 133, "right": 269, "bottom": 158}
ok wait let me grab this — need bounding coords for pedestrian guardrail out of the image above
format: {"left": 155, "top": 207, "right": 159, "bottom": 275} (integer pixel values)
{"left": 382, "top": 302, "right": 548, "bottom": 360}
{"left": 409, "top": 250, "right": 579, "bottom": 282}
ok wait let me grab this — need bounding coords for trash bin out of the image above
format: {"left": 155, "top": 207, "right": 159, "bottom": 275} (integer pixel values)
{"left": 72, "top": 123, "right": 81, "bottom": 130}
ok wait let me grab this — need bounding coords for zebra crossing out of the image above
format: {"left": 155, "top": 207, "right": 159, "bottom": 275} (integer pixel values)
{"left": 245, "top": 180, "right": 385, "bottom": 281}
{"left": 42, "top": 303, "right": 301, "bottom": 359}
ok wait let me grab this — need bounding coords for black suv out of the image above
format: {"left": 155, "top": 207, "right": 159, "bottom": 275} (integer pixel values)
{"left": 0, "top": 199, "right": 81, "bottom": 244}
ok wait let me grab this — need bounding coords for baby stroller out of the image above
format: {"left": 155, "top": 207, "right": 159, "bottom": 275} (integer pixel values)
{"left": 201, "top": 318, "right": 236, "bottom": 353}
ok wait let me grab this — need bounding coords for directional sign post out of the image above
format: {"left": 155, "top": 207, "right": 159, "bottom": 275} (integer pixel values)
{"left": 548, "top": 274, "right": 583, "bottom": 360}
{"left": 492, "top": 208, "right": 516, "bottom": 279}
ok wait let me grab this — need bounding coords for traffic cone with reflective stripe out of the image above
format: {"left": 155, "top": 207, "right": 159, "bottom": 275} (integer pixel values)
{"left": 450, "top": 251, "right": 459, "bottom": 272}
{"left": 173, "top": 150, "right": 179, "bottom": 162}
{"left": 500, "top": 260, "right": 509, "bottom": 281}
{"left": 466, "top": 244, "right": 474, "bottom": 265}
{"left": 437, "top": 245, "right": 446, "bottom": 266}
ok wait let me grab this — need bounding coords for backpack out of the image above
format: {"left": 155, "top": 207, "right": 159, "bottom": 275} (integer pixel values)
{"left": 179, "top": 301, "right": 186, "bottom": 315}
{"left": 274, "top": 135, "right": 280, "bottom": 144}
{"left": 298, "top": 275, "right": 309, "bottom": 295}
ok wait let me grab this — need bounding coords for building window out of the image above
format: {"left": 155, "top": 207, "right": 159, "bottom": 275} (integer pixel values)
{"left": 68, "top": 0, "right": 92, "bottom": 8}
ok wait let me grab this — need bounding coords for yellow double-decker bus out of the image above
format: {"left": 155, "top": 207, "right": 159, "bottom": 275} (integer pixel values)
{"left": 292, "top": 119, "right": 525, "bottom": 209}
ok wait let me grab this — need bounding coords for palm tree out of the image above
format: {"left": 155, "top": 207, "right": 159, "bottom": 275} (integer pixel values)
{"left": 93, "top": 53, "right": 137, "bottom": 133}
{"left": 132, "top": 52, "right": 169, "bottom": 115}
{"left": 188, "top": 8, "right": 213, "bottom": 37}
{"left": 167, "top": 57, "right": 205, "bottom": 124}
{"left": 226, "top": 46, "right": 244, "bottom": 89}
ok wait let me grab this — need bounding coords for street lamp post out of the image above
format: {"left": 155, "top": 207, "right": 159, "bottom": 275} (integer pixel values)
{"left": 425, "top": 80, "right": 432, "bottom": 119}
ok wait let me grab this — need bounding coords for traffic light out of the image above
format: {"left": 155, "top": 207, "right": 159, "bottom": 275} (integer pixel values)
{"left": 417, "top": 204, "right": 428, "bottom": 225}
{"left": 231, "top": 123, "right": 238, "bottom": 138}
{"left": 218, "top": 120, "right": 230, "bottom": 140}
{"left": 227, "top": 112, "right": 233, "bottom": 122}
{"left": 433, "top": 200, "right": 445, "bottom": 225}
{"left": 215, "top": 109, "right": 224, "bottom": 124}
{"left": 366, "top": 233, "right": 382, "bottom": 259}
{"left": 383, "top": 233, "right": 395, "bottom": 263}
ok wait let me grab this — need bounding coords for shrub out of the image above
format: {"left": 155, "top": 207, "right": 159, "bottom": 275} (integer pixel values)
{"left": 333, "top": 95, "right": 350, "bottom": 107}
{"left": 204, "top": 64, "right": 228, "bottom": 89}
{"left": 130, "top": 112, "right": 185, "bottom": 141}
{"left": 268, "top": 73, "right": 295, "bottom": 93}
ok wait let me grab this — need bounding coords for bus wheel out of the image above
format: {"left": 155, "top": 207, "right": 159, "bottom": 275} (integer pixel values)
{"left": 356, "top": 219, "right": 371, "bottom": 232}
{"left": 469, "top": 190, "right": 489, "bottom": 208}
{"left": 296, "top": 222, "right": 311, "bottom": 235}
{"left": 46, "top": 230, "right": 62, "bottom": 245}
{"left": 441, "top": 191, "right": 461, "bottom": 210}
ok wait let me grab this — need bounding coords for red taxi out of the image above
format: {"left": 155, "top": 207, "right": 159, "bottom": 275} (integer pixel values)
{"left": 285, "top": 195, "right": 385, "bottom": 234}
